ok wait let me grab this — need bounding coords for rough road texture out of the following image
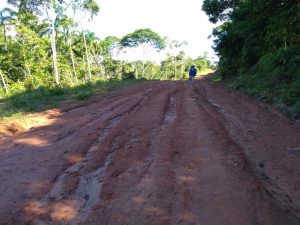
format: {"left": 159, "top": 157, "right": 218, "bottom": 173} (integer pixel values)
{"left": 1, "top": 79, "right": 300, "bottom": 225}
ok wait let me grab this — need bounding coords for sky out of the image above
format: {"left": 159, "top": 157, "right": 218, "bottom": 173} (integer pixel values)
{"left": 0, "top": 0, "right": 217, "bottom": 62}
{"left": 84, "top": 0, "right": 217, "bottom": 62}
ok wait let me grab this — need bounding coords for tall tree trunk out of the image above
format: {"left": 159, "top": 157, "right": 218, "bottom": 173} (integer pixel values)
{"left": 142, "top": 60, "right": 145, "bottom": 78}
{"left": 82, "top": 54, "right": 86, "bottom": 68}
{"left": 181, "top": 58, "right": 184, "bottom": 78}
{"left": 82, "top": 29, "right": 92, "bottom": 82}
{"left": 134, "top": 62, "right": 138, "bottom": 79}
{"left": 3, "top": 24, "right": 7, "bottom": 51}
{"left": 142, "top": 45, "right": 147, "bottom": 78}
{"left": 68, "top": 37, "right": 78, "bottom": 82}
{"left": 90, "top": 49, "right": 100, "bottom": 69}
{"left": 0, "top": 71, "right": 8, "bottom": 94}
{"left": 173, "top": 58, "right": 177, "bottom": 80}
{"left": 50, "top": 0, "right": 59, "bottom": 85}
{"left": 22, "top": 40, "right": 31, "bottom": 79}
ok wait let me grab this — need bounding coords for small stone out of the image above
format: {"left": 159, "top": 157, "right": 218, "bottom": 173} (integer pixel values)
{"left": 258, "top": 161, "right": 264, "bottom": 168}
{"left": 288, "top": 147, "right": 300, "bottom": 152}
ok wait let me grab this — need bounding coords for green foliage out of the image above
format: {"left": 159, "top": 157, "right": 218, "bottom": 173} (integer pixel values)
{"left": 82, "top": 0, "right": 100, "bottom": 17}
{"left": 121, "top": 63, "right": 135, "bottom": 80}
{"left": 0, "top": 79, "right": 142, "bottom": 119}
{"left": 120, "top": 28, "right": 166, "bottom": 50}
{"left": 232, "top": 46, "right": 300, "bottom": 109}
{"left": 203, "top": 0, "right": 300, "bottom": 118}
{"left": 0, "top": 7, "right": 17, "bottom": 25}
{"left": 100, "top": 36, "right": 120, "bottom": 57}
{"left": 120, "top": 28, "right": 166, "bottom": 78}
{"left": 77, "top": 91, "right": 92, "bottom": 100}
{"left": 160, "top": 52, "right": 213, "bottom": 80}
{"left": 202, "top": 0, "right": 236, "bottom": 23}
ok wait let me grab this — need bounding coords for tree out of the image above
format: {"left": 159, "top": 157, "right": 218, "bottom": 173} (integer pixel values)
{"left": 99, "top": 36, "right": 121, "bottom": 78}
{"left": 160, "top": 54, "right": 175, "bottom": 80}
{"left": 0, "top": 70, "right": 9, "bottom": 93}
{"left": 202, "top": 0, "right": 240, "bottom": 23}
{"left": 165, "top": 39, "right": 187, "bottom": 79}
{"left": 56, "top": 16, "right": 79, "bottom": 81}
{"left": 120, "top": 28, "right": 165, "bottom": 78}
{"left": 7, "top": 0, "right": 100, "bottom": 85}
{"left": 100, "top": 36, "right": 120, "bottom": 58}
{"left": 71, "top": 0, "right": 100, "bottom": 82}
{"left": 176, "top": 51, "right": 187, "bottom": 79}
{"left": 49, "top": 0, "right": 60, "bottom": 84}
{"left": 0, "top": 7, "right": 16, "bottom": 50}
{"left": 83, "top": 30, "right": 102, "bottom": 79}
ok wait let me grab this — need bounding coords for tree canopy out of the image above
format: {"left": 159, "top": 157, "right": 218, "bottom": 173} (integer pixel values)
{"left": 120, "top": 28, "right": 165, "bottom": 50}
{"left": 202, "top": 0, "right": 237, "bottom": 23}
{"left": 120, "top": 28, "right": 166, "bottom": 78}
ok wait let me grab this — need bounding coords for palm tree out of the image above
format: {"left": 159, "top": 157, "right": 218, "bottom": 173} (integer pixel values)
{"left": 0, "top": 7, "right": 16, "bottom": 50}
{"left": 0, "top": 70, "right": 9, "bottom": 94}
{"left": 81, "top": 30, "right": 101, "bottom": 81}
{"left": 85, "top": 31, "right": 102, "bottom": 64}
{"left": 56, "top": 16, "right": 79, "bottom": 81}
{"left": 81, "top": 28, "right": 93, "bottom": 81}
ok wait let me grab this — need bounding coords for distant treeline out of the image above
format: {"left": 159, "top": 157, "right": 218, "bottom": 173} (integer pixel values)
{"left": 0, "top": 0, "right": 214, "bottom": 100}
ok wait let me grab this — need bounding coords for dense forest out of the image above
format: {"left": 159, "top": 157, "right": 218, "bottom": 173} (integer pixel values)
{"left": 0, "top": 0, "right": 213, "bottom": 101}
{"left": 202, "top": 0, "right": 300, "bottom": 118}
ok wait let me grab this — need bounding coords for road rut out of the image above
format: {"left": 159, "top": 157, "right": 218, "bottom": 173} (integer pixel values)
{"left": 0, "top": 79, "right": 300, "bottom": 225}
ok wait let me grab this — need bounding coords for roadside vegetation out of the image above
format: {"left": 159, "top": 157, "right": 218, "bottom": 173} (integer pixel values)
{"left": 0, "top": 79, "right": 141, "bottom": 120}
{"left": 202, "top": 0, "right": 300, "bottom": 119}
{"left": 0, "top": 0, "right": 214, "bottom": 119}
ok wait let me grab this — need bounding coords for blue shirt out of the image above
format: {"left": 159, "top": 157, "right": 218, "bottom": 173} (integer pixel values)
{"left": 189, "top": 67, "right": 197, "bottom": 76}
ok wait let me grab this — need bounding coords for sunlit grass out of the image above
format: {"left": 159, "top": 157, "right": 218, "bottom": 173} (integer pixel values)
{"left": 0, "top": 79, "right": 142, "bottom": 120}
{"left": 206, "top": 72, "right": 300, "bottom": 119}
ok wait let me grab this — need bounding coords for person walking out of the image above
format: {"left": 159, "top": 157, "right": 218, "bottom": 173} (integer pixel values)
{"left": 189, "top": 65, "right": 197, "bottom": 85}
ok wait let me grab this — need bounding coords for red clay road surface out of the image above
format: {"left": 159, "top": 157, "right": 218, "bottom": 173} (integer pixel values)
{"left": 0, "top": 78, "right": 300, "bottom": 225}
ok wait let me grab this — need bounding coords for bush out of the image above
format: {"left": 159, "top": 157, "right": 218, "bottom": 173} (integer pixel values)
{"left": 77, "top": 92, "right": 92, "bottom": 100}
{"left": 0, "top": 78, "right": 142, "bottom": 119}
{"left": 221, "top": 46, "right": 300, "bottom": 118}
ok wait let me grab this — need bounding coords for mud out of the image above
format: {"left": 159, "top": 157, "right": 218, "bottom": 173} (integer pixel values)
{"left": 0, "top": 79, "right": 300, "bottom": 225}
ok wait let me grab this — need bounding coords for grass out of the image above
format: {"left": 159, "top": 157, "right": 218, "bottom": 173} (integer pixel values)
{"left": 0, "top": 79, "right": 142, "bottom": 120}
{"left": 204, "top": 72, "right": 221, "bottom": 82}
{"left": 210, "top": 46, "right": 300, "bottom": 120}
{"left": 205, "top": 72, "right": 300, "bottom": 120}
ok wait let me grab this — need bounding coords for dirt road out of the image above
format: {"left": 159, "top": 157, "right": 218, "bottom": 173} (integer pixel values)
{"left": 1, "top": 78, "right": 300, "bottom": 225}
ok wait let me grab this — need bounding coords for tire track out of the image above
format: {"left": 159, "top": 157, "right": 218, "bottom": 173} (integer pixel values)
{"left": 30, "top": 116, "right": 123, "bottom": 225}
{"left": 192, "top": 82, "right": 300, "bottom": 224}
{"left": 82, "top": 83, "right": 179, "bottom": 225}
{"left": 2, "top": 81, "right": 300, "bottom": 225}
{"left": 17, "top": 83, "right": 174, "bottom": 225}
